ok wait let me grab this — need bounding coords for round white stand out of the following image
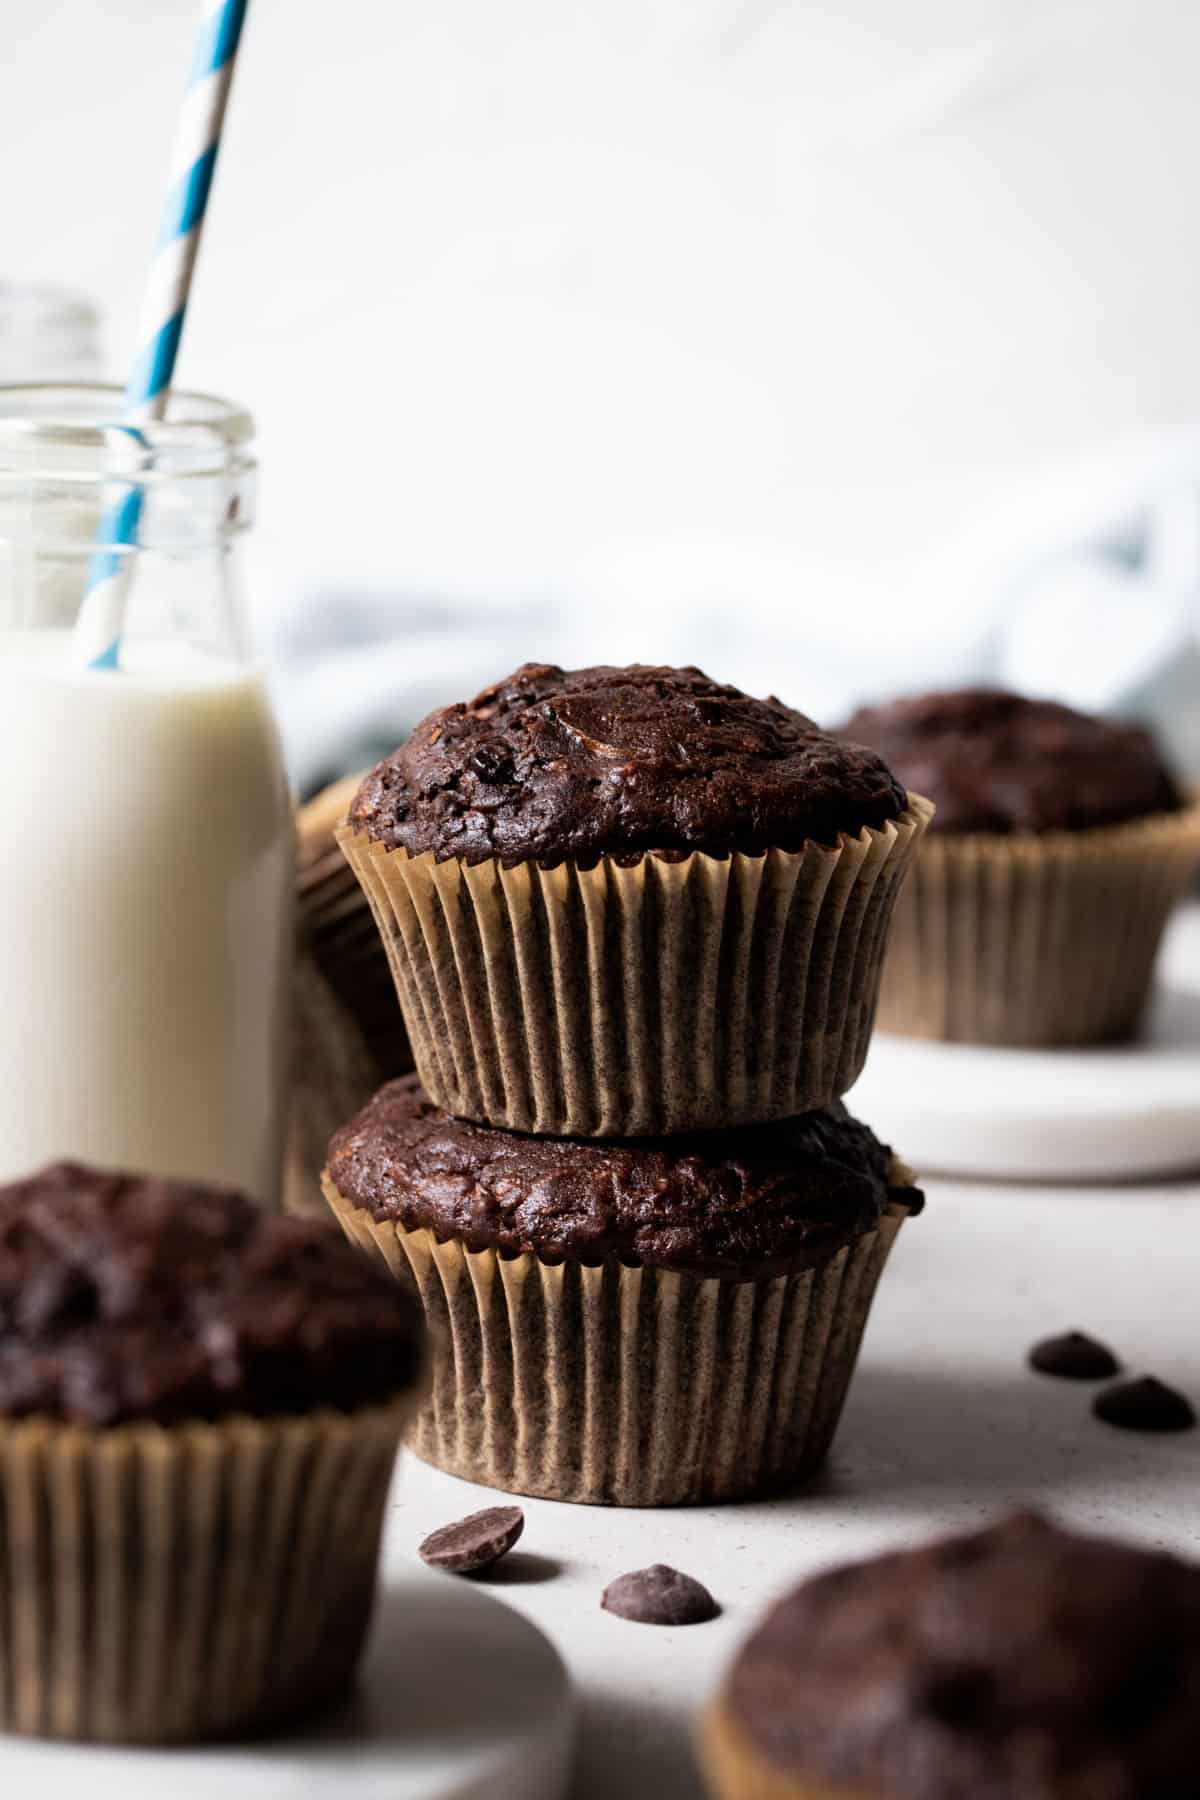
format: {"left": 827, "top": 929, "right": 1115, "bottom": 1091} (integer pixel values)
{"left": 848, "top": 973, "right": 1200, "bottom": 1181}
{"left": 0, "top": 1565, "right": 573, "bottom": 1800}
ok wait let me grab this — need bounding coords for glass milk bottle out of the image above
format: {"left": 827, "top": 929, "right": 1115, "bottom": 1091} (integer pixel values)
{"left": 0, "top": 285, "right": 102, "bottom": 382}
{"left": 0, "top": 385, "right": 293, "bottom": 1203}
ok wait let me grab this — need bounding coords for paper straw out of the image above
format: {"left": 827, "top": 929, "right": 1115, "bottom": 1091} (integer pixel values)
{"left": 73, "top": 0, "right": 250, "bottom": 670}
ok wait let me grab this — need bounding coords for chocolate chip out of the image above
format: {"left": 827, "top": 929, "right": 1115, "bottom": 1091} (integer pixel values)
{"left": 601, "top": 1564, "right": 719, "bottom": 1625}
{"left": 915, "top": 1665, "right": 997, "bottom": 1729}
{"left": 468, "top": 744, "right": 514, "bottom": 785}
{"left": 1093, "top": 1377, "right": 1196, "bottom": 1433}
{"left": 1029, "top": 1331, "right": 1121, "bottom": 1380}
{"left": 418, "top": 1506, "right": 525, "bottom": 1574}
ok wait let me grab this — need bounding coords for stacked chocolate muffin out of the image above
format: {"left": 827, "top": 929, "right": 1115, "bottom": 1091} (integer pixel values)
{"left": 322, "top": 663, "right": 933, "bottom": 1505}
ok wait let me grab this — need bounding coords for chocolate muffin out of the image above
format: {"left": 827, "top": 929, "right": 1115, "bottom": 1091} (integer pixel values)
{"left": 339, "top": 663, "right": 932, "bottom": 1135}
{"left": 0, "top": 1161, "right": 424, "bottom": 1744}
{"left": 841, "top": 688, "right": 1180, "bottom": 836}
{"left": 840, "top": 688, "right": 1200, "bottom": 1044}
{"left": 323, "top": 1074, "right": 922, "bottom": 1506}
{"left": 351, "top": 662, "right": 908, "bottom": 862}
{"left": 286, "top": 773, "right": 412, "bottom": 1220}
{"left": 702, "top": 1510, "right": 1200, "bottom": 1799}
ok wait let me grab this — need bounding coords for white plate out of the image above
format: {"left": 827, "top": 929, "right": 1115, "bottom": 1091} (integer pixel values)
{"left": 0, "top": 1562, "right": 573, "bottom": 1800}
{"left": 848, "top": 975, "right": 1200, "bottom": 1181}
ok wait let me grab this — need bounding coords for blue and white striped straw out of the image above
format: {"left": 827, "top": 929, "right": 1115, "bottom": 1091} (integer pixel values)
{"left": 74, "top": 0, "right": 250, "bottom": 670}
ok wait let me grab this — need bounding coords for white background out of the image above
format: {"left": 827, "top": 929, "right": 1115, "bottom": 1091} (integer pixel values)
{"left": 6, "top": 0, "right": 1200, "bottom": 720}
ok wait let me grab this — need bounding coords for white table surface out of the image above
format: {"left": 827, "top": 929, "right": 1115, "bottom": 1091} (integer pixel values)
{"left": 393, "top": 906, "right": 1200, "bottom": 1799}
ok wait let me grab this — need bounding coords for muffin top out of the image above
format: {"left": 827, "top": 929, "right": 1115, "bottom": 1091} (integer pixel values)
{"left": 722, "top": 1511, "right": 1200, "bottom": 1800}
{"left": 326, "top": 1074, "right": 922, "bottom": 1281}
{"left": 349, "top": 662, "right": 909, "bottom": 865}
{"left": 0, "top": 1162, "right": 424, "bottom": 1426}
{"left": 839, "top": 687, "right": 1180, "bottom": 834}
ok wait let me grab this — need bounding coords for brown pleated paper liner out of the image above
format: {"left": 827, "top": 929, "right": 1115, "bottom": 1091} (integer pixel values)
{"left": 875, "top": 797, "right": 1200, "bottom": 1045}
{"left": 336, "top": 796, "right": 932, "bottom": 1136}
{"left": 286, "top": 776, "right": 412, "bottom": 1218}
{"left": 322, "top": 1175, "right": 914, "bottom": 1507}
{"left": 0, "top": 1399, "right": 410, "bottom": 1744}
{"left": 296, "top": 775, "right": 413, "bottom": 1076}
{"left": 285, "top": 948, "right": 391, "bottom": 1219}
{"left": 699, "top": 1699, "right": 869, "bottom": 1800}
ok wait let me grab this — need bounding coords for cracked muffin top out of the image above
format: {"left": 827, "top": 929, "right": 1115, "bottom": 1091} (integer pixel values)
{"left": 349, "top": 661, "right": 909, "bottom": 865}
{"left": 0, "top": 1161, "right": 424, "bottom": 1425}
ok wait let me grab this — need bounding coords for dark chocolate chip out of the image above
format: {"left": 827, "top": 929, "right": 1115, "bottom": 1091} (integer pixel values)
{"left": 1093, "top": 1376, "right": 1196, "bottom": 1434}
{"left": 601, "top": 1564, "right": 719, "bottom": 1625}
{"left": 468, "top": 745, "right": 514, "bottom": 785}
{"left": 1029, "top": 1331, "right": 1121, "bottom": 1381}
{"left": 418, "top": 1506, "right": 525, "bottom": 1574}
{"left": 914, "top": 1665, "right": 997, "bottom": 1729}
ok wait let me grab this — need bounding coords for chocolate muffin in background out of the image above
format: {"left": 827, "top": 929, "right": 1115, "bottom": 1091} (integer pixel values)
{"left": 842, "top": 688, "right": 1181, "bottom": 836}
{"left": 323, "top": 1073, "right": 923, "bottom": 1506}
{"left": 286, "top": 773, "right": 412, "bottom": 1220}
{"left": 839, "top": 687, "right": 1200, "bottom": 1045}
{"left": 0, "top": 1161, "right": 424, "bottom": 1744}
{"left": 702, "top": 1510, "right": 1200, "bottom": 1800}
{"left": 338, "top": 662, "right": 932, "bottom": 1138}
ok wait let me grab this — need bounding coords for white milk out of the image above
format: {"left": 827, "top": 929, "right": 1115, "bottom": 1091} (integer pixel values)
{"left": 0, "top": 630, "right": 294, "bottom": 1201}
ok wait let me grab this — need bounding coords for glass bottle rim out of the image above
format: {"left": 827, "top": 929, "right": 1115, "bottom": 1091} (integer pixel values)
{"left": 0, "top": 383, "right": 255, "bottom": 481}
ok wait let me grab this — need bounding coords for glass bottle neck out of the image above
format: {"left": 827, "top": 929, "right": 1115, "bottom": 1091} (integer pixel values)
{"left": 0, "top": 384, "right": 256, "bottom": 665}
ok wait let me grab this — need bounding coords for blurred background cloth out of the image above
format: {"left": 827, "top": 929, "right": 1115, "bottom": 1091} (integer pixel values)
{"left": 268, "top": 426, "right": 1200, "bottom": 792}
{"left": 6, "top": 0, "right": 1200, "bottom": 789}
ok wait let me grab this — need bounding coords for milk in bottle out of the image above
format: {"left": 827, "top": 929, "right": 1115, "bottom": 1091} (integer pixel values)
{"left": 0, "top": 387, "right": 293, "bottom": 1202}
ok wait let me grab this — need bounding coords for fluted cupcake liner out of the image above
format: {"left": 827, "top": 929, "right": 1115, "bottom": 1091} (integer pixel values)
{"left": 700, "top": 1700, "right": 858, "bottom": 1800}
{"left": 286, "top": 778, "right": 412, "bottom": 1219}
{"left": 322, "top": 1176, "right": 912, "bottom": 1507}
{"left": 0, "top": 1400, "right": 410, "bottom": 1743}
{"left": 336, "top": 797, "right": 932, "bottom": 1137}
{"left": 285, "top": 950, "right": 389, "bottom": 1218}
{"left": 297, "top": 776, "right": 414, "bottom": 1068}
{"left": 876, "top": 798, "right": 1200, "bottom": 1045}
